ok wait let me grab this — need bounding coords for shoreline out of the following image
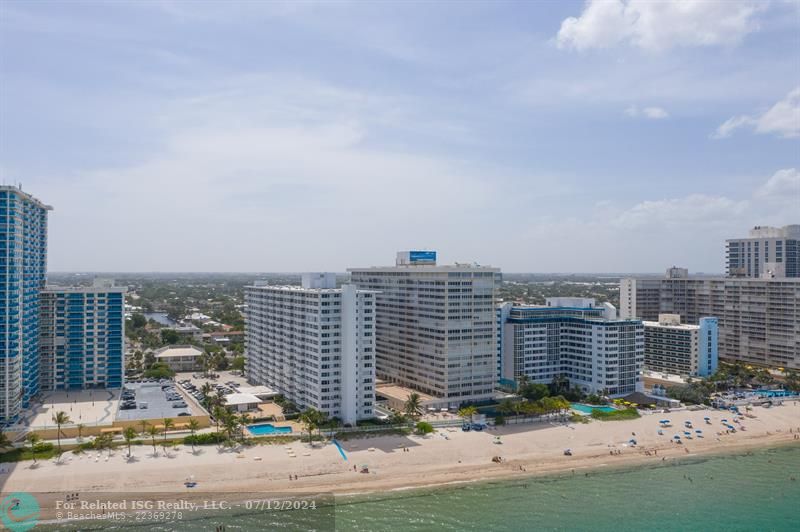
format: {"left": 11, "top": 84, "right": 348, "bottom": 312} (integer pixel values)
{"left": 4, "top": 404, "right": 799, "bottom": 522}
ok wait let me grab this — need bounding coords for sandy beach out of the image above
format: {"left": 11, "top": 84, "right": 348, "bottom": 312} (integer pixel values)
{"left": 3, "top": 403, "right": 799, "bottom": 519}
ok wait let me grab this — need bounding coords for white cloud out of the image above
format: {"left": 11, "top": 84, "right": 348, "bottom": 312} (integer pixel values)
{"left": 557, "top": 0, "right": 763, "bottom": 52}
{"left": 713, "top": 87, "right": 800, "bottom": 139}
{"left": 613, "top": 194, "right": 749, "bottom": 228}
{"left": 755, "top": 168, "right": 800, "bottom": 199}
{"left": 625, "top": 105, "right": 669, "bottom": 119}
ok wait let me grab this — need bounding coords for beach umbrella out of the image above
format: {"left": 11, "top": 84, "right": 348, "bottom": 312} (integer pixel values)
{"left": 683, "top": 431, "right": 691, "bottom": 435}
{"left": 703, "top": 417, "right": 710, "bottom": 420}
{"left": 673, "top": 435, "right": 681, "bottom": 439}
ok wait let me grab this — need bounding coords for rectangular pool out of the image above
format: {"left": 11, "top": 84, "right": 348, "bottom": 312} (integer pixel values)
{"left": 571, "top": 403, "right": 616, "bottom": 414}
{"left": 247, "top": 423, "right": 293, "bottom": 436}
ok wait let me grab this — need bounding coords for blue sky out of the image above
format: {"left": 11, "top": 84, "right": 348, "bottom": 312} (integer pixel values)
{"left": 1, "top": 0, "right": 798, "bottom": 273}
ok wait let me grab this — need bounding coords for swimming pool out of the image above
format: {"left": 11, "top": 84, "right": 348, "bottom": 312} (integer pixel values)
{"left": 247, "top": 423, "right": 293, "bottom": 436}
{"left": 571, "top": 403, "right": 616, "bottom": 414}
{"left": 755, "top": 390, "right": 793, "bottom": 398}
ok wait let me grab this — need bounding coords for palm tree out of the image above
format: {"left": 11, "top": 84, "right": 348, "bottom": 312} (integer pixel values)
{"left": 201, "top": 382, "right": 214, "bottom": 408}
{"left": 76, "top": 423, "right": 85, "bottom": 441}
{"left": 139, "top": 420, "right": 149, "bottom": 437}
{"left": 299, "top": 408, "right": 321, "bottom": 445}
{"left": 238, "top": 413, "right": 252, "bottom": 441}
{"left": 404, "top": 393, "right": 422, "bottom": 420}
{"left": 457, "top": 406, "right": 478, "bottom": 424}
{"left": 123, "top": 427, "right": 138, "bottom": 458}
{"left": 26, "top": 433, "right": 41, "bottom": 463}
{"left": 146, "top": 425, "right": 160, "bottom": 456}
{"left": 52, "top": 411, "right": 71, "bottom": 453}
{"left": 222, "top": 414, "right": 239, "bottom": 446}
{"left": 212, "top": 406, "right": 226, "bottom": 437}
{"left": 162, "top": 418, "right": 174, "bottom": 454}
{"left": 389, "top": 412, "right": 407, "bottom": 428}
{"left": 187, "top": 419, "right": 200, "bottom": 453}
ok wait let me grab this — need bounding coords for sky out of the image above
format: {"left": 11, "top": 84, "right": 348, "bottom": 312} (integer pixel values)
{"left": 1, "top": 0, "right": 798, "bottom": 273}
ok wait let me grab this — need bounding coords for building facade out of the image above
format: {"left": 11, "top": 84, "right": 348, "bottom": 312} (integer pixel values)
{"left": 39, "top": 281, "right": 126, "bottom": 390}
{"left": 153, "top": 345, "right": 203, "bottom": 372}
{"left": 244, "top": 273, "right": 376, "bottom": 425}
{"left": 621, "top": 272, "right": 800, "bottom": 370}
{"left": 642, "top": 314, "right": 718, "bottom": 377}
{"left": 349, "top": 252, "right": 500, "bottom": 407}
{"left": 726, "top": 225, "right": 800, "bottom": 278}
{"left": 501, "top": 298, "right": 644, "bottom": 397}
{"left": 0, "top": 186, "right": 51, "bottom": 423}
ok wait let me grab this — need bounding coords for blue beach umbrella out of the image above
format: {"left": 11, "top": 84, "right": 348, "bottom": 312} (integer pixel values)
{"left": 695, "top": 429, "right": 702, "bottom": 433}
{"left": 673, "top": 435, "right": 681, "bottom": 440}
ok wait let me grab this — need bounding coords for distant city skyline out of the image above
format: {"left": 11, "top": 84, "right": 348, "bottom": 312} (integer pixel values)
{"left": 1, "top": 1, "right": 798, "bottom": 273}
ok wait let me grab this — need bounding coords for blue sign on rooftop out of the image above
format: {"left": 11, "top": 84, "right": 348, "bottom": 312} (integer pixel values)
{"left": 409, "top": 251, "right": 436, "bottom": 263}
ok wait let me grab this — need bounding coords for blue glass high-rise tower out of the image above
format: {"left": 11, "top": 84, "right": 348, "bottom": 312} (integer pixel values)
{"left": 0, "top": 185, "right": 51, "bottom": 424}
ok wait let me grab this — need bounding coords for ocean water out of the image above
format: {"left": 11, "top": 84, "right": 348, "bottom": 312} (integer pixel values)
{"left": 40, "top": 445, "right": 799, "bottom": 531}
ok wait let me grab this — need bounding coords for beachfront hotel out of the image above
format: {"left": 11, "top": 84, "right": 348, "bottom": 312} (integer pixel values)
{"left": 0, "top": 185, "right": 51, "bottom": 423}
{"left": 621, "top": 269, "right": 800, "bottom": 370}
{"left": 349, "top": 251, "right": 501, "bottom": 407}
{"left": 500, "top": 298, "right": 644, "bottom": 396}
{"left": 244, "top": 273, "right": 377, "bottom": 425}
{"left": 642, "top": 314, "right": 718, "bottom": 377}
{"left": 39, "top": 280, "right": 126, "bottom": 390}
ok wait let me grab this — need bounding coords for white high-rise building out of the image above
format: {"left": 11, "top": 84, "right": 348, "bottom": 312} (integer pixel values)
{"left": 244, "top": 273, "right": 376, "bottom": 425}
{"left": 349, "top": 251, "right": 500, "bottom": 407}
{"left": 726, "top": 225, "right": 800, "bottom": 278}
{"left": 500, "top": 298, "right": 644, "bottom": 397}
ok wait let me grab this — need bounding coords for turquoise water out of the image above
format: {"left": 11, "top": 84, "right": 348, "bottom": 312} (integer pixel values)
{"left": 571, "top": 403, "right": 616, "bottom": 414}
{"left": 755, "top": 390, "right": 793, "bottom": 398}
{"left": 39, "top": 445, "right": 799, "bottom": 531}
{"left": 333, "top": 439, "right": 348, "bottom": 461}
{"left": 246, "top": 423, "right": 292, "bottom": 436}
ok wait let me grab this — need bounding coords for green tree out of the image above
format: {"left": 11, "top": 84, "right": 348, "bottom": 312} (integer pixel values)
{"left": 0, "top": 431, "right": 11, "bottom": 450}
{"left": 457, "top": 406, "right": 478, "bottom": 424}
{"left": 76, "top": 423, "right": 85, "bottom": 441}
{"left": 415, "top": 421, "right": 434, "bottom": 435}
{"left": 187, "top": 419, "right": 200, "bottom": 452}
{"left": 130, "top": 313, "right": 147, "bottom": 329}
{"left": 231, "top": 356, "right": 245, "bottom": 373}
{"left": 403, "top": 393, "right": 422, "bottom": 420}
{"left": 143, "top": 362, "right": 175, "bottom": 379}
{"left": 519, "top": 382, "right": 550, "bottom": 401}
{"left": 162, "top": 418, "right": 174, "bottom": 453}
{"left": 26, "top": 433, "right": 42, "bottom": 463}
{"left": 161, "top": 329, "right": 181, "bottom": 345}
{"left": 299, "top": 408, "right": 323, "bottom": 444}
{"left": 123, "top": 427, "right": 138, "bottom": 458}
{"left": 146, "top": 425, "right": 160, "bottom": 456}
{"left": 52, "top": 411, "right": 71, "bottom": 453}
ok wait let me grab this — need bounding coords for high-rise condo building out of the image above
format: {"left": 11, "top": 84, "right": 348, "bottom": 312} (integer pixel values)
{"left": 500, "top": 298, "right": 644, "bottom": 396}
{"left": 726, "top": 225, "right": 800, "bottom": 278}
{"left": 244, "top": 273, "right": 376, "bottom": 425}
{"left": 0, "top": 186, "right": 51, "bottom": 423}
{"left": 642, "top": 314, "right": 718, "bottom": 377}
{"left": 621, "top": 271, "right": 800, "bottom": 370}
{"left": 39, "top": 280, "right": 126, "bottom": 390}
{"left": 349, "top": 251, "right": 501, "bottom": 407}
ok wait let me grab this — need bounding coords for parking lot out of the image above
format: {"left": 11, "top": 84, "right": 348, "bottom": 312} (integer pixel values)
{"left": 115, "top": 380, "right": 198, "bottom": 421}
{"left": 175, "top": 372, "right": 243, "bottom": 408}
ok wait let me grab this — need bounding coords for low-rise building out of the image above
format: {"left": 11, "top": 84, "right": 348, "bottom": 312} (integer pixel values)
{"left": 154, "top": 345, "right": 204, "bottom": 372}
{"left": 642, "top": 314, "right": 718, "bottom": 377}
